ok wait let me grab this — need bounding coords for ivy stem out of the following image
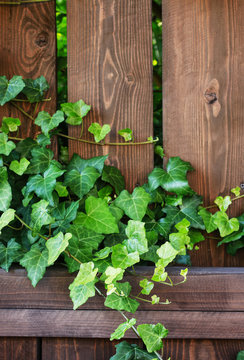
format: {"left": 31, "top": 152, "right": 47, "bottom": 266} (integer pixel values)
{"left": 7, "top": 224, "right": 23, "bottom": 231}
{"left": 8, "top": 136, "right": 25, "bottom": 141}
{"left": 14, "top": 214, "right": 48, "bottom": 241}
{"left": 58, "top": 133, "right": 158, "bottom": 146}
{"left": 11, "top": 101, "right": 35, "bottom": 121}
{"left": 205, "top": 194, "right": 244, "bottom": 210}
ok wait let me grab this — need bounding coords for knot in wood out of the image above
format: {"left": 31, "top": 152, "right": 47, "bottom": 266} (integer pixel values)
{"left": 35, "top": 32, "right": 49, "bottom": 48}
{"left": 204, "top": 91, "right": 217, "bottom": 105}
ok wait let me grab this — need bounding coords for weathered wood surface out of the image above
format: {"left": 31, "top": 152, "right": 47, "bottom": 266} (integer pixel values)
{"left": 162, "top": 0, "right": 244, "bottom": 266}
{"left": 1, "top": 267, "right": 244, "bottom": 312}
{"left": 0, "top": 338, "right": 39, "bottom": 360}
{"left": 67, "top": 0, "right": 154, "bottom": 191}
{"left": 0, "top": 1, "right": 57, "bottom": 140}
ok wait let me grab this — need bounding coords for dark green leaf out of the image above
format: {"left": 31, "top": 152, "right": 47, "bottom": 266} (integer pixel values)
{"left": 102, "top": 165, "right": 125, "bottom": 194}
{"left": 61, "top": 99, "right": 91, "bottom": 125}
{"left": 22, "top": 76, "right": 49, "bottom": 103}
{"left": 67, "top": 153, "right": 107, "bottom": 174}
{"left": 52, "top": 201, "right": 79, "bottom": 233}
{"left": 137, "top": 323, "right": 168, "bottom": 353}
{"left": 25, "top": 146, "right": 53, "bottom": 174}
{"left": 64, "top": 166, "right": 100, "bottom": 199}
{"left": 16, "top": 138, "right": 37, "bottom": 158}
{"left": 0, "top": 75, "right": 25, "bottom": 106}
{"left": 110, "top": 341, "right": 156, "bottom": 360}
{"left": 105, "top": 292, "right": 139, "bottom": 313}
{"left": 0, "top": 238, "right": 22, "bottom": 271}
{"left": 35, "top": 110, "right": 64, "bottom": 136}
{"left": 0, "top": 133, "right": 16, "bottom": 156}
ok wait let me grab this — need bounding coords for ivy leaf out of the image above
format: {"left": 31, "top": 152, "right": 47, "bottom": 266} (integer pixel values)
{"left": 22, "top": 76, "right": 49, "bottom": 103}
{"left": 69, "top": 280, "right": 96, "bottom": 310}
{"left": 67, "top": 153, "right": 107, "bottom": 175}
{"left": 0, "top": 209, "right": 15, "bottom": 234}
{"left": 137, "top": 323, "right": 168, "bottom": 353}
{"left": 102, "top": 165, "right": 125, "bottom": 195}
{"left": 118, "top": 128, "right": 133, "bottom": 142}
{"left": 214, "top": 196, "right": 232, "bottom": 212}
{"left": 231, "top": 187, "right": 241, "bottom": 197}
{"left": 75, "top": 197, "right": 119, "bottom": 234}
{"left": 46, "top": 232, "right": 71, "bottom": 265}
{"left": 51, "top": 201, "right": 79, "bottom": 234}
{"left": 188, "top": 229, "right": 205, "bottom": 250}
{"left": 36, "top": 134, "right": 51, "bottom": 147}
{"left": 30, "top": 200, "right": 54, "bottom": 235}
{"left": 139, "top": 279, "right": 154, "bottom": 295}
{"left": 151, "top": 265, "right": 168, "bottom": 282}
{"left": 0, "top": 133, "right": 16, "bottom": 156}
{"left": 61, "top": 99, "right": 91, "bottom": 125}
{"left": 88, "top": 122, "right": 111, "bottom": 142}
{"left": 105, "top": 292, "right": 139, "bottom": 313}
{"left": 237, "top": 351, "right": 244, "bottom": 360}
{"left": 227, "top": 240, "right": 244, "bottom": 256}
{"left": 100, "top": 266, "right": 124, "bottom": 285}
{"left": 19, "top": 243, "right": 48, "bottom": 287}
{"left": 115, "top": 187, "right": 151, "bottom": 221}
{"left": 156, "top": 242, "right": 178, "bottom": 267}
{"left": 15, "top": 138, "right": 37, "bottom": 158}
{"left": 35, "top": 110, "right": 64, "bottom": 136}
{"left": 123, "top": 220, "right": 148, "bottom": 255}
{"left": 148, "top": 157, "right": 194, "bottom": 195}
{"left": 1, "top": 117, "right": 21, "bottom": 134}
{"left": 198, "top": 208, "right": 218, "bottom": 233}
{"left": 165, "top": 195, "right": 183, "bottom": 206}
{"left": 25, "top": 146, "right": 53, "bottom": 174}
{"left": 213, "top": 212, "right": 240, "bottom": 237}
{"left": 0, "top": 238, "right": 21, "bottom": 271}
{"left": 154, "top": 145, "right": 165, "bottom": 159}
{"left": 64, "top": 167, "right": 100, "bottom": 199}
{"left": 110, "top": 341, "right": 156, "bottom": 360}
{"left": 110, "top": 318, "right": 136, "bottom": 341}
{"left": 111, "top": 244, "right": 140, "bottom": 269}
{"left": 55, "top": 182, "right": 68, "bottom": 197}
{"left": 9, "top": 158, "right": 30, "bottom": 176}
{"left": 69, "top": 262, "right": 98, "bottom": 287}
{"left": 0, "top": 75, "right": 25, "bottom": 106}
{"left": 0, "top": 167, "right": 12, "bottom": 212}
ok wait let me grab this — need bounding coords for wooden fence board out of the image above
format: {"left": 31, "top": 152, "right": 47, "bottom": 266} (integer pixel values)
{"left": 162, "top": 0, "right": 244, "bottom": 266}
{"left": 0, "top": 1, "right": 57, "bottom": 141}
{"left": 67, "top": 0, "right": 154, "bottom": 190}
{"left": 0, "top": 338, "right": 40, "bottom": 360}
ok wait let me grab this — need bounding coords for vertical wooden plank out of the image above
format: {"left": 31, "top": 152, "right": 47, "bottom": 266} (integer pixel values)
{"left": 0, "top": 337, "right": 40, "bottom": 360}
{"left": 67, "top": 0, "right": 154, "bottom": 190}
{"left": 0, "top": 1, "right": 57, "bottom": 140}
{"left": 162, "top": 0, "right": 244, "bottom": 266}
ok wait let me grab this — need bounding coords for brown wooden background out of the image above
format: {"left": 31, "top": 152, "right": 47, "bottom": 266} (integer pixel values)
{"left": 0, "top": 0, "right": 243, "bottom": 359}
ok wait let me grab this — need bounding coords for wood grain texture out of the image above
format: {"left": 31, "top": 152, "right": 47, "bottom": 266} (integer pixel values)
{"left": 0, "top": 338, "right": 40, "bottom": 360}
{"left": 67, "top": 0, "right": 154, "bottom": 191}
{"left": 0, "top": 1, "right": 57, "bottom": 141}
{"left": 1, "top": 267, "right": 244, "bottom": 312}
{"left": 162, "top": 0, "right": 244, "bottom": 266}
{"left": 0, "top": 309, "right": 244, "bottom": 339}
{"left": 163, "top": 339, "right": 244, "bottom": 360}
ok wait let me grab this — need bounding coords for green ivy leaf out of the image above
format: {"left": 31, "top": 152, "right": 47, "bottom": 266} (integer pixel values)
{"left": 35, "top": 110, "right": 64, "bottom": 136}
{"left": 0, "top": 133, "right": 16, "bottom": 156}
{"left": 67, "top": 153, "right": 107, "bottom": 175}
{"left": 198, "top": 208, "right": 218, "bottom": 233}
{"left": 9, "top": 158, "right": 30, "bottom": 176}
{"left": 0, "top": 209, "right": 15, "bottom": 234}
{"left": 0, "top": 167, "right": 12, "bottom": 211}
{"left": 15, "top": 138, "right": 37, "bottom": 158}
{"left": 214, "top": 196, "right": 232, "bottom": 212}
{"left": 105, "top": 292, "right": 139, "bottom": 313}
{"left": 139, "top": 278, "right": 154, "bottom": 295}
{"left": 112, "top": 244, "right": 140, "bottom": 269}
{"left": 69, "top": 279, "right": 97, "bottom": 310}
{"left": 115, "top": 187, "right": 151, "bottom": 221}
{"left": 64, "top": 166, "right": 100, "bottom": 199}
{"left": 227, "top": 240, "right": 244, "bottom": 256}
{"left": 123, "top": 220, "right": 148, "bottom": 255}
{"left": 156, "top": 242, "right": 178, "bottom": 267}
{"left": 88, "top": 122, "right": 111, "bottom": 142}
{"left": 36, "top": 134, "right": 51, "bottom": 147}
{"left": 110, "top": 318, "right": 136, "bottom": 341}
{"left": 61, "top": 99, "right": 91, "bottom": 125}
{"left": 148, "top": 157, "right": 194, "bottom": 195}
{"left": 137, "top": 323, "right": 168, "bottom": 353}
{"left": 22, "top": 76, "right": 49, "bottom": 103}
{"left": 70, "top": 262, "right": 98, "bottom": 287}
{"left": 213, "top": 212, "right": 240, "bottom": 237}
{"left": 151, "top": 265, "right": 168, "bottom": 282}
{"left": 75, "top": 197, "right": 119, "bottom": 234}
{"left": 20, "top": 243, "right": 48, "bottom": 287}
{"left": 231, "top": 187, "right": 241, "bottom": 197}
{"left": 237, "top": 351, "right": 244, "bottom": 360}
{"left": 100, "top": 266, "right": 124, "bottom": 285}
{"left": 154, "top": 145, "right": 165, "bottom": 159}
{"left": 0, "top": 75, "right": 25, "bottom": 106}
{"left": 110, "top": 341, "right": 156, "bottom": 360}
{"left": 52, "top": 201, "right": 79, "bottom": 234}
{"left": 25, "top": 146, "right": 53, "bottom": 174}
{"left": 0, "top": 238, "right": 21, "bottom": 271}
{"left": 30, "top": 200, "right": 54, "bottom": 235}
{"left": 102, "top": 165, "right": 125, "bottom": 195}
{"left": 1, "top": 117, "right": 21, "bottom": 134}
{"left": 188, "top": 229, "right": 205, "bottom": 250}
{"left": 55, "top": 182, "right": 68, "bottom": 197}
{"left": 118, "top": 128, "right": 133, "bottom": 142}
{"left": 165, "top": 195, "right": 183, "bottom": 206}
{"left": 46, "top": 232, "right": 71, "bottom": 265}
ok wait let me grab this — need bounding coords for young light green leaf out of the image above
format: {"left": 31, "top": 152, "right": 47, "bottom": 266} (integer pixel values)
{"left": 148, "top": 157, "right": 194, "bottom": 195}
{"left": 64, "top": 166, "right": 100, "bottom": 199}
{"left": 156, "top": 242, "right": 179, "bottom": 267}
{"left": 35, "top": 110, "right": 64, "bottom": 136}
{"left": 111, "top": 244, "right": 140, "bottom": 269}
{"left": 213, "top": 212, "right": 240, "bottom": 237}
{"left": 22, "top": 76, "right": 49, "bottom": 103}
{"left": 69, "top": 280, "right": 96, "bottom": 310}
{"left": 214, "top": 196, "right": 232, "bottom": 212}
{"left": 139, "top": 278, "right": 154, "bottom": 295}
{"left": 180, "top": 268, "right": 188, "bottom": 281}
{"left": 198, "top": 208, "right": 218, "bottom": 233}
{"left": 19, "top": 243, "right": 48, "bottom": 287}
{"left": 151, "top": 295, "right": 160, "bottom": 304}
{"left": 115, "top": 187, "right": 151, "bottom": 221}
{"left": 46, "top": 232, "right": 72, "bottom": 265}
{"left": 118, "top": 128, "right": 133, "bottom": 142}
{"left": 55, "top": 182, "right": 68, "bottom": 197}
{"left": 75, "top": 197, "right": 119, "bottom": 234}
{"left": 94, "top": 246, "right": 112, "bottom": 259}
{"left": 110, "top": 341, "right": 156, "bottom": 360}
{"left": 0, "top": 75, "right": 25, "bottom": 105}
{"left": 102, "top": 165, "right": 125, "bottom": 195}
{"left": 0, "top": 238, "right": 21, "bottom": 271}
{"left": 169, "top": 232, "right": 190, "bottom": 254}
{"left": 154, "top": 145, "right": 165, "bottom": 159}
{"left": 61, "top": 99, "right": 91, "bottom": 125}
{"left": 231, "top": 187, "right": 241, "bottom": 197}
{"left": 88, "top": 122, "right": 111, "bottom": 142}
{"left": 0, "top": 167, "right": 12, "bottom": 211}
{"left": 30, "top": 200, "right": 54, "bottom": 235}
{"left": 137, "top": 323, "right": 168, "bottom": 353}
{"left": 100, "top": 266, "right": 124, "bottom": 284}
{"left": 9, "top": 158, "right": 30, "bottom": 176}
{"left": 0, "top": 133, "right": 16, "bottom": 156}
{"left": 110, "top": 318, "right": 136, "bottom": 341}
{"left": 0, "top": 209, "right": 15, "bottom": 233}
{"left": 165, "top": 195, "right": 183, "bottom": 206}
{"left": 123, "top": 220, "right": 148, "bottom": 255}
{"left": 1, "top": 117, "right": 21, "bottom": 134}
{"left": 70, "top": 262, "right": 98, "bottom": 286}
{"left": 105, "top": 292, "right": 139, "bottom": 313}
{"left": 151, "top": 265, "right": 168, "bottom": 282}
{"left": 175, "top": 218, "right": 190, "bottom": 234}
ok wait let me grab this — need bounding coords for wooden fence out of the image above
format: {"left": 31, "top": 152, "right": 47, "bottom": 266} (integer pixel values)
{"left": 0, "top": 0, "right": 243, "bottom": 359}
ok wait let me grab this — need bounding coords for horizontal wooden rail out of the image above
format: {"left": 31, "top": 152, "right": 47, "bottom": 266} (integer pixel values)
{"left": 0, "top": 267, "right": 243, "bottom": 339}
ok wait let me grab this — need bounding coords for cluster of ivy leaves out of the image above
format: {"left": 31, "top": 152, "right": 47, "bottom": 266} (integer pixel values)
{"left": 0, "top": 75, "right": 243, "bottom": 359}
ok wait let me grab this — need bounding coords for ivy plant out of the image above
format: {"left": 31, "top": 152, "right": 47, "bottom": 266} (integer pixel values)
{"left": 0, "top": 75, "right": 243, "bottom": 360}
